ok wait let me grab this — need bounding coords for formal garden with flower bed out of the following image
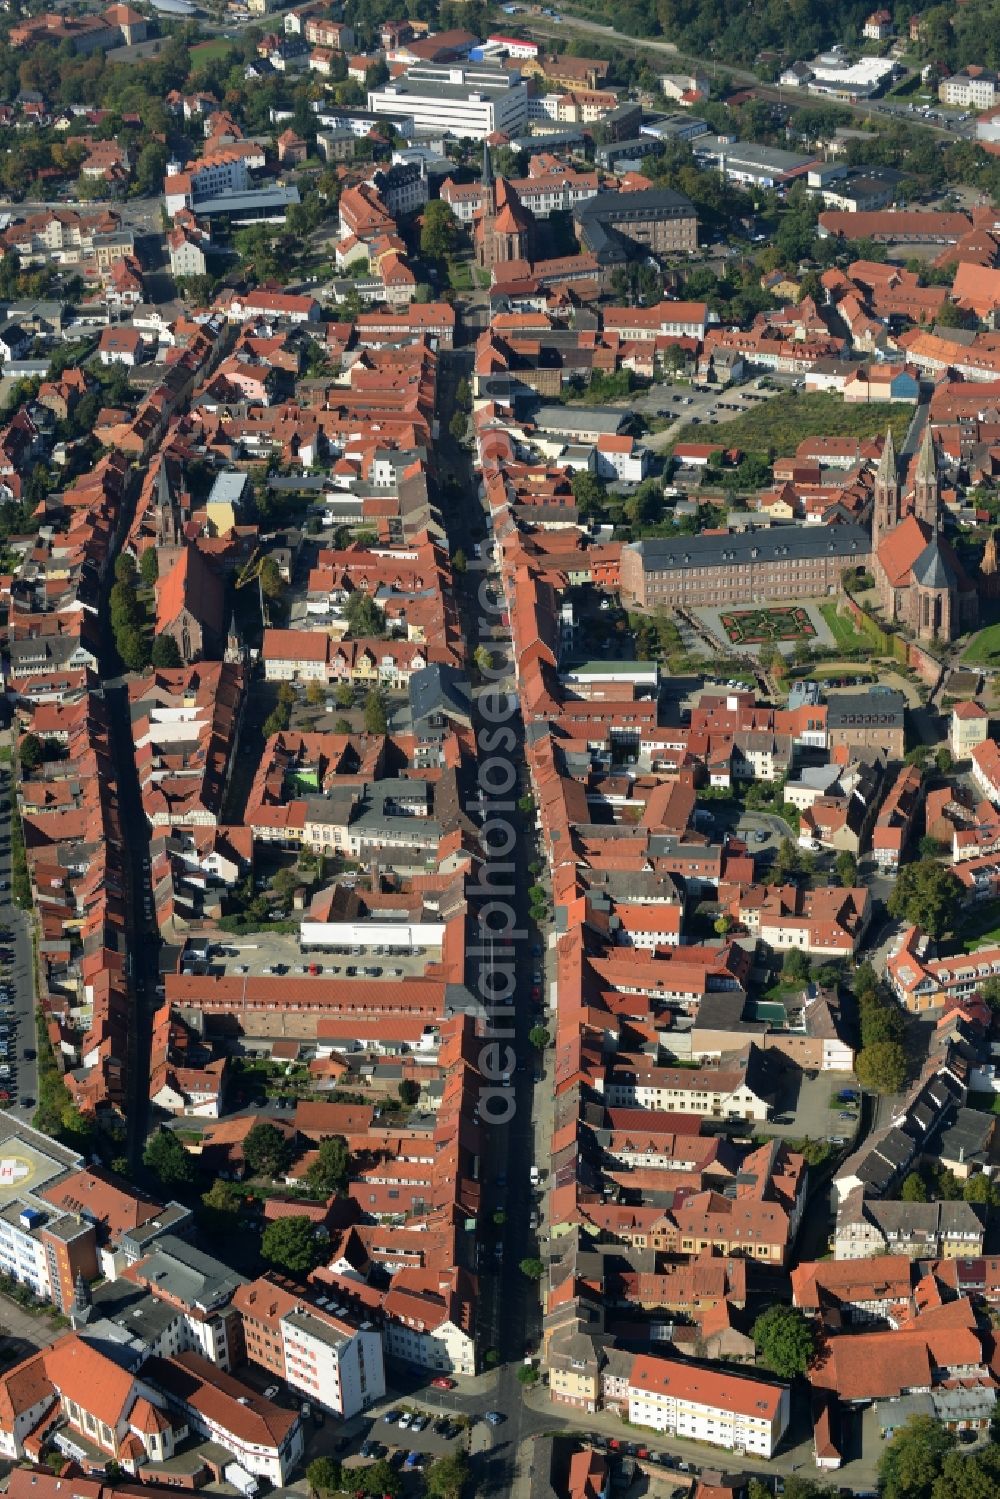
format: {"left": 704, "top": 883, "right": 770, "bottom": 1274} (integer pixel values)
{"left": 720, "top": 606, "right": 817, "bottom": 645}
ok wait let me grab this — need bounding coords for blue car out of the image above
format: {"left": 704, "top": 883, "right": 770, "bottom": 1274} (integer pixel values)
{"left": 403, "top": 1451, "right": 422, "bottom": 1471}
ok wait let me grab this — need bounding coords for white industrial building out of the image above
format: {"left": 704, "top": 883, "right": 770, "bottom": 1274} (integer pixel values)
{"left": 367, "top": 61, "right": 529, "bottom": 139}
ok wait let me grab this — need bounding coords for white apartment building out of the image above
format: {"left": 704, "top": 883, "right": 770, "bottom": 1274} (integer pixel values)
{"left": 950, "top": 702, "right": 990, "bottom": 761}
{"left": 280, "top": 1308, "right": 385, "bottom": 1418}
{"left": 940, "top": 69, "right": 999, "bottom": 109}
{"left": 368, "top": 62, "right": 529, "bottom": 139}
{"left": 603, "top": 1061, "right": 770, "bottom": 1120}
{"left": 628, "top": 1355, "right": 790, "bottom": 1458}
{"left": 383, "top": 1314, "right": 476, "bottom": 1375}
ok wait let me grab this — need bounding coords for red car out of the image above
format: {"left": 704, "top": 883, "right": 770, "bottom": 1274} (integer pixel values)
{"left": 431, "top": 1377, "right": 456, "bottom": 1390}
{"left": 531, "top": 986, "right": 542, "bottom": 1002}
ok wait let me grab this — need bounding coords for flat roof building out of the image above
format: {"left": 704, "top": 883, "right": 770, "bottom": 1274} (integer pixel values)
{"left": 368, "top": 61, "right": 529, "bottom": 139}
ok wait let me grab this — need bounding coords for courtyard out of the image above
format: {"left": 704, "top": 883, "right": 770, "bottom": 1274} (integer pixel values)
{"left": 719, "top": 605, "right": 817, "bottom": 646}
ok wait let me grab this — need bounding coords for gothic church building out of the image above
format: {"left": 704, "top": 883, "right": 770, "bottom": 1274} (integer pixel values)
{"left": 873, "top": 425, "right": 978, "bottom": 643}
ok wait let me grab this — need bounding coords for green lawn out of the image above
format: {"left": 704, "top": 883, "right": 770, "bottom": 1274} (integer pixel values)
{"left": 820, "top": 602, "right": 869, "bottom": 652}
{"left": 962, "top": 621, "right": 1000, "bottom": 666}
{"left": 447, "top": 257, "right": 473, "bottom": 291}
{"left": 959, "top": 899, "right": 1000, "bottom": 951}
{"left": 672, "top": 392, "right": 912, "bottom": 460}
{"left": 189, "top": 37, "right": 238, "bottom": 64}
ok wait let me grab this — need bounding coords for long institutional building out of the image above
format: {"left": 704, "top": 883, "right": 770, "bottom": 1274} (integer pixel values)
{"left": 619, "top": 525, "right": 873, "bottom": 609}
{"left": 368, "top": 60, "right": 529, "bottom": 138}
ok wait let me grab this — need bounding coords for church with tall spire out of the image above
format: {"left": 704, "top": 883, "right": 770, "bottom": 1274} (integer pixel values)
{"left": 871, "top": 424, "right": 978, "bottom": 642}
{"left": 473, "top": 140, "right": 531, "bottom": 272}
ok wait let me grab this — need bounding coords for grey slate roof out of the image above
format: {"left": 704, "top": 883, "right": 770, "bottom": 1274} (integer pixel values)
{"left": 627, "top": 523, "right": 871, "bottom": 573}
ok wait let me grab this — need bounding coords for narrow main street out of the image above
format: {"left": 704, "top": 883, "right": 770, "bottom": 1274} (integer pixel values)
{"left": 435, "top": 347, "right": 549, "bottom": 1495}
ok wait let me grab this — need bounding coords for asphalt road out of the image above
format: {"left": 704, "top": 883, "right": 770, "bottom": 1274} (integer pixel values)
{"left": 529, "top": 10, "right": 977, "bottom": 140}
{"left": 434, "top": 350, "right": 548, "bottom": 1496}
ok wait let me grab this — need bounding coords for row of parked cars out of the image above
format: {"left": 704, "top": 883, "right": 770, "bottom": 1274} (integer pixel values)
{"left": 585, "top": 1433, "right": 696, "bottom": 1472}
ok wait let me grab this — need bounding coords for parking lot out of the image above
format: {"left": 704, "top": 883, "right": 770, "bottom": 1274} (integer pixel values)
{"left": 635, "top": 378, "right": 780, "bottom": 452}
{"left": 191, "top": 930, "right": 439, "bottom": 983}
{"left": 761, "top": 1062, "right": 860, "bottom": 1148}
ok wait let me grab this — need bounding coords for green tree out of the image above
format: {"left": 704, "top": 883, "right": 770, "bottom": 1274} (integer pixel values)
{"left": 935, "top": 746, "right": 953, "bottom": 774}
{"left": 425, "top": 1451, "right": 471, "bottom": 1499}
{"left": 143, "top": 1129, "right": 194, "bottom": 1188}
{"left": 345, "top": 590, "right": 386, "bottom": 638}
{"left": 529, "top": 1026, "right": 551, "bottom": 1050}
{"left": 979, "top": 977, "right": 1000, "bottom": 1011}
{"left": 861, "top": 1000, "right": 904, "bottom": 1049}
{"left": 334, "top": 681, "right": 354, "bottom": 709}
{"left": 751, "top": 1303, "right": 816, "bottom": 1378}
{"left": 364, "top": 689, "right": 388, "bottom": 735}
{"left": 571, "top": 470, "right": 607, "bottom": 519}
{"left": 519, "top": 1256, "right": 545, "bottom": 1280}
{"left": 117, "top": 624, "right": 151, "bottom": 673}
{"left": 835, "top": 850, "right": 858, "bottom": 887}
{"left": 151, "top": 634, "right": 182, "bottom": 668}
{"left": 259, "top": 556, "right": 285, "bottom": 603}
{"left": 782, "top": 947, "right": 811, "bottom": 982}
{"left": 306, "top": 1134, "right": 351, "bottom": 1195}
{"left": 355, "top": 1458, "right": 401, "bottom": 1498}
{"left": 772, "top": 836, "right": 804, "bottom": 881}
{"left": 856, "top": 1040, "right": 908, "bottom": 1096}
{"left": 932, "top": 1447, "right": 1000, "bottom": 1499}
{"left": 307, "top": 1457, "right": 343, "bottom": 1495}
{"left": 452, "top": 548, "right": 467, "bottom": 573}
{"left": 963, "top": 1172, "right": 996, "bottom": 1206}
{"left": 115, "top": 552, "right": 137, "bottom": 585}
{"left": 306, "top": 679, "right": 326, "bottom": 707}
{"left": 474, "top": 644, "right": 492, "bottom": 673}
{"left": 261, "top": 1215, "right": 326, "bottom": 1275}
{"left": 200, "top": 1179, "right": 242, "bottom": 1234}
{"left": 243, "top": 1121, "right": 293, "bottom": 1178}
{"left": 18, "top": 733, "right": 43, "bottom": 771}
{"left": 879, "top": 1414, "right": 956, "bottom": 1499}
{"left": 449, "top": 410, "right": 467, "bottom": 443}
{"left": 901, "top": 1170, "right": 928, "bottom": 1202}
{"left": 888, "top": 859, "right": 961, "bottom": 939}
{"left": 398, "top": 1078, "right": 420, "bottom": 1106}
{"left": 854, "top": 961, "right": 879, "bottom": 1004}
{"left": 420, "top": 199, "right": 459, "bottom": 258}
{"left": 517, "top": 1364, "right": 540, "bottom": 1385}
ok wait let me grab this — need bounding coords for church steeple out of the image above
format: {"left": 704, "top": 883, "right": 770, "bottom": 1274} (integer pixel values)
{"left": 872, "top": 426, "right": 899, "bottom": 547}
{"left": 913, "top": 422, "right": 939, "bottom": 529}
{"left": 481, "top": 138, "right": 495, "bottom": 215}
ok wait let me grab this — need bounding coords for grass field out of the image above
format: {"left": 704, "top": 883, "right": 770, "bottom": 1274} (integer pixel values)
{"left": 672, "top": 392, "right": 912, "bottom": 459}
{"left": 960, "top": 900, "right": 1000, "bottom": 951}
{"left": 962, "top": 621, "right": 1000, "bottom": 666}
{"left": 189, "top": 37, "right": 238, "bottom": 64}
{"left": 820, "top": 602, "right": 869, "bottom": 652}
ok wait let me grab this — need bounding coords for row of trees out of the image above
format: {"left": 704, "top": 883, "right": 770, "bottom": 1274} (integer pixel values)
{"left": 308, "top": 1448, "right": 469, "bottom": 1499}
{"left": 110, "top": 553, "right": 179, "bottom": 673}
{"left": 854, "top": 961, "right": 908, "bottom": 1097}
